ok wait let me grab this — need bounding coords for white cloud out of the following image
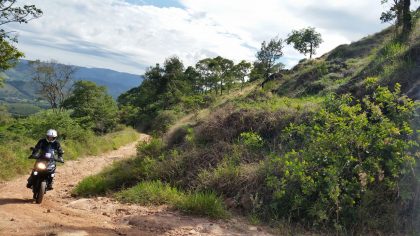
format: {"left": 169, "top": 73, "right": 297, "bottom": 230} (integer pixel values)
{"left": 6, "top": 0, "right": 417, "bottom": 74}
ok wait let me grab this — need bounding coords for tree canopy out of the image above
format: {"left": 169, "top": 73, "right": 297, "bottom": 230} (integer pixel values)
{"left": 286, "top": 27, "right": 323, "bottom": 59}
{"left": 255, "top": 37, "right": 284, "bottom": 80}
{"left": 118, "top": 56, "right": 252, "bottom": 130}
{"left": 63, "top": 80, "right": 118, "bottom": 134}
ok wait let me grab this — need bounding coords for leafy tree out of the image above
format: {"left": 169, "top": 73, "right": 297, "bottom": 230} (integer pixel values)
{"left": 380, "top": 0, "right": 414, "bottom": 36}
{"left": 212, "top": 56, "right": 234, "bottom": 95}
{"left": 159, "top": 56, "right": 187, "bottom": 108}
{"left": 0, "top": 38, "right": 22, "bottom": 73}
{"left": 184, "top": 66, "right": 201, "bottom": 93}
{"left": 0, "top": 0, "right": 42, "bottom": 84}
{"left": 286, "top": 27, "right": 323, "bottom": 59}
{"left": 233, "top": 60, "right": 252, "bottom": 91}
{"left": 249, "top": 61, "right": 265, "bottom": 82}
{"left": 30, "top": 60, "right": 76, "bottom": 111}
{"left": 256, "top": 37, "right": 284, "bottom": 80}
{"left": 196, "top": 58, "right": 217, "bottom": 93}
{"left": 62, "top": 80, "right": 118, "bottom": 134}
{"left": 0, "top": 0, "right": 43, "bottom": 41}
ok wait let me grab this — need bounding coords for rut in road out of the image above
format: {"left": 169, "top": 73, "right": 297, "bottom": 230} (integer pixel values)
{"left": 0, "top": 133, "right": 273, "bottom": 236}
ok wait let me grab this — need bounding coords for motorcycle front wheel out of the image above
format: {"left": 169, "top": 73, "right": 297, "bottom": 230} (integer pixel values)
{"left": 35, "top": 181, "right": 46, "bottom": 204}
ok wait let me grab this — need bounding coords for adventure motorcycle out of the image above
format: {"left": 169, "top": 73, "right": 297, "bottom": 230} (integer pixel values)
{"left": 28, "top": 148, "right": 63, "bottom": 204}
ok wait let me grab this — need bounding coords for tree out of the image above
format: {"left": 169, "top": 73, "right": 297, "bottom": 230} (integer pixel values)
{"left": 0, "top": 38, "right": 22, "bottom": 71}
{"left": 233, "top": 60, "right": 252, "bottom": 91}
{"left": 196, "top": 58, "right": 216, "bottom": 94}
{"left": 30, "top": 60, "right": 76, "bottom": 111}
{"left": 380, "top": 0, "right": 413, "bottom": 37}
{"left": 0, "top": 0, "right": 43, "bottom": 41}
{"left": 62, "top": 80, "right": 119, "bottom": 134}
{"left": 184, "top": 66, "right": 201, "bottom": 93}
{"left": 212, "top": 56, "right": 234, "bottom": 95}
{"left": 256, "top": 37, "right": 284, "bottom": 80}
{"left": 159, "top": 56, "right": 186, "bottom": 108}
{"left": 0, "top": 0, "right": 42, "bottom": 84}
{"left": 286, "top": 27, "right": 323, "bottom": 59}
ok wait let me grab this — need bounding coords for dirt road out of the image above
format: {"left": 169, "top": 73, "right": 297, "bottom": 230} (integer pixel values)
{"left": 0, "top": 134, "right": 273, "bottom": 236}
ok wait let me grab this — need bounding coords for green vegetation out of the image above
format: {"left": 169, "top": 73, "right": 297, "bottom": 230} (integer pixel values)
{"left": 0, "top": 0, "right": 42, "bottom": 83}
{"left": 63, "top": 80, "right": 119, "bottom": 134}
{"left": 75, "top": 18, "right": 420, "bottom": 233}
{"left": 286, "top": 27, "right": 323, "bottom": 59}
{"left": 252, "top": 37, "right": 284, "bottom": 81}
{"left": 0, "top": 115, "right": 139, "bottom": 180}
{"left": 118, "top": 56, "right": 252, "bottom": 133}
{"left": 2, "top": 0, "right": 418, "bottom": 234}
{"left": 177, "top": 191, "right": 229, "bottom": 219}
{"left": 116, "top": 180, "right": 184, "bottom": 205}
{"left": 115, "top": 180, "right": 228, "bottom": 219}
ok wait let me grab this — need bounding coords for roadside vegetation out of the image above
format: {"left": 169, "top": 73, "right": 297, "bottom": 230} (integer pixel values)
{"left": 75, "top": 12, "right": 420, "bottom": 235}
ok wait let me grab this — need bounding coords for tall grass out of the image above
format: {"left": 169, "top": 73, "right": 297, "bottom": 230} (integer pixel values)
{"left": 176, "top": 191, "right": 229, "bottom": 219}
{"left": 236, "top": 95, "right": 324, "bottom": 112}
{"left": 115, "top": 180, "right": 183, "bottom": 205}
{"left": 72, "top": 156, "right": 151, "bottom": 196}
{"left": 62, "top": 127, "right": 139, "bottom": 159}
{"left": 114, "top": 180, "right": 229, "bottom": 219}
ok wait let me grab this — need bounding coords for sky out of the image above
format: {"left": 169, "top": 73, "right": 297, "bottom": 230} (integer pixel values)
{"left": 5, "top": 0, "right": 419, "bottom": 75}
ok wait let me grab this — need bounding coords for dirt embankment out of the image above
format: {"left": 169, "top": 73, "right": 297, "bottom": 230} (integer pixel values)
{"left": 0, "top": 134, "right": 273, "bottom": 236}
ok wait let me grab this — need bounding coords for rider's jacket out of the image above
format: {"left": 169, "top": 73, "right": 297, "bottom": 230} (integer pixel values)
{"left": 32, "top": 138, "right": 64, "bottom": 159}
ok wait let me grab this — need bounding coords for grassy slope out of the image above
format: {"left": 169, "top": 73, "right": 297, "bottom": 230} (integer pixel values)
{"left": 274, "top": 21, "right": 419, "bottom": 101}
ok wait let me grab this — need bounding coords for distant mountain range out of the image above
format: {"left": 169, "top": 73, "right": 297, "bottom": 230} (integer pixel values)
{"left": 0, "top": 60, "right": 143, "bottom": 116}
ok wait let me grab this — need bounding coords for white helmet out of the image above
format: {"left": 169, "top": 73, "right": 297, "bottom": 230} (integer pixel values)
{"left": 46, "top": 129, "right": 58, "bottom": 143}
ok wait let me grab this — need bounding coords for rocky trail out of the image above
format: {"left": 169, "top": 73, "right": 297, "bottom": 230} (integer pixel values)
{"left": 0, "top": 134, "right": 274, "bottom": 236}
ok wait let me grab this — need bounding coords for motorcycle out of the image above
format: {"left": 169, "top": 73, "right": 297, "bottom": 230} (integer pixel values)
{"left": 28, "top": 147, "right": 63, "bottom": 204}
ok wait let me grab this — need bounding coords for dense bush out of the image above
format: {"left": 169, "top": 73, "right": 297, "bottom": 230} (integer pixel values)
{"left": 7, "top": 109, "right": 87, "bottom": 141}
{"left": 266, "top": 84, "right": 416, "bottom": 231}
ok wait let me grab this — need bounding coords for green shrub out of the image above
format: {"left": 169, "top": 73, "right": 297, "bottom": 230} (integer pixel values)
{"left": 137, "top": 138, "right": 165, "bottom": 158}
{"left": 6, "top": 109, "right": 87, "bottom": 141}
{"left": 151, "top": 110, "right": 179, "bottom": 134}
{"left": 240, "top": 132, "right": 264, "bottom": 150}
{"left": 266, "top": 84, "right": 416, "bottom": 231}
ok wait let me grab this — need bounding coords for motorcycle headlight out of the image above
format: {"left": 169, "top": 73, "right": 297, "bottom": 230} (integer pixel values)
{"left": 36, "top": 162, "right": 47, "bottom": 170}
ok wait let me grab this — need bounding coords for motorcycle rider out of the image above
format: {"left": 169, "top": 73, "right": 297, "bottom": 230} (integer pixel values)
{"left": 26, "top": 129, "right": 64, "bottom": 190}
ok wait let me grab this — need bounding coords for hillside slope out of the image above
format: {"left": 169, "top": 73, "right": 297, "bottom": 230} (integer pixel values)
{"left": 75, "top": 21, "right": 420, "bottom": 235}
{"left": 273, "top": 22, "right": 419, "bottom": 101}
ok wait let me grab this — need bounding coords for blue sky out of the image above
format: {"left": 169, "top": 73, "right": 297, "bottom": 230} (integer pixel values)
{"left": 6, "top": 0, "right": 419, "bottom": 75}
